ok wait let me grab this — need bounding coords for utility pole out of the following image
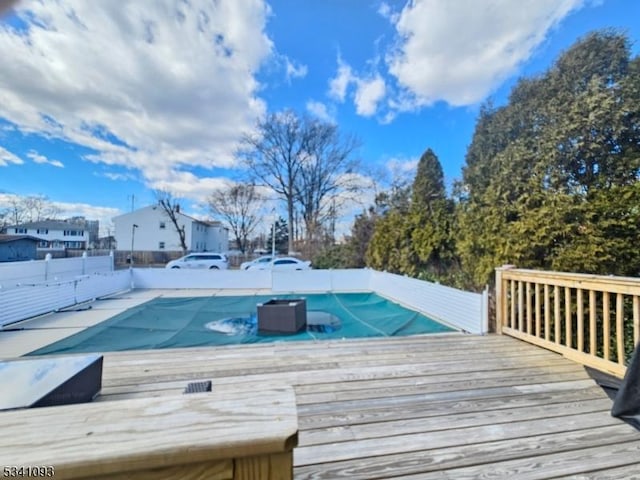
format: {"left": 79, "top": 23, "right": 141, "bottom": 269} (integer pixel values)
{"left": 127, "top": 194, "right": 135, "bottom": 212}
{"left": 271, "top": 209, "right": 276, "bottom": 257}
{"left": 130, "top": 223, "right": 138, "bottom": 268}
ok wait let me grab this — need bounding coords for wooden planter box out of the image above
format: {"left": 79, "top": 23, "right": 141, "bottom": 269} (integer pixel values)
{"left": 0, "top": 386, "right": 299, "bottom": 480}
{"left": 257, "top": 299, "right": 307, "bottom": 334}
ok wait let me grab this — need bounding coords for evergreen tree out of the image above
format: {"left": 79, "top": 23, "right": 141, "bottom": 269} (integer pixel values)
{"left": 456, "top": 31, "right": 640, "bottom": 288}
{"left": 367, "top": 148, "right": 455, "bottom": 279}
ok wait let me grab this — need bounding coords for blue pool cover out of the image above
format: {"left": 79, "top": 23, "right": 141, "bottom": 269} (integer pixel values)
{"left": 28, "top": 292, "right": 453, "bottom": 355}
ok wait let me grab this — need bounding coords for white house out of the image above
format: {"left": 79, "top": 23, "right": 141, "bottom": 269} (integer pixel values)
{"left": 113, "top": 205, "right": 229, "bottom": 253}
{"left": 4, "top": 220, "right": 89, "bottom": 252}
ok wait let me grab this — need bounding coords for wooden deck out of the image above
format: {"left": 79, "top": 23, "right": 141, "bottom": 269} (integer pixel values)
{"left": 94, "top": 333, "right": 640, "bottom": 479}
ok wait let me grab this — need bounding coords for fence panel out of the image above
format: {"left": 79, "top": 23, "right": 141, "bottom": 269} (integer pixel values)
{"left": 0, "top": 255, "right": 114, "bottom": 288}
{"left": 369, "top": 271, "right": 487, "bottom": 334}
{"left": 131, "top": 269, "right": 272, "bottom": 290}
{"left": 0, "top": 271, "right": 131, "bottom": 328}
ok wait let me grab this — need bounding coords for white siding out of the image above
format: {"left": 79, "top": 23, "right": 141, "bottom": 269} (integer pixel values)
{"left": 113, "top": 205, "right": 229, "bottom": 252}
{"left": 205, "top": 225, "right": 229, "bottom": 253}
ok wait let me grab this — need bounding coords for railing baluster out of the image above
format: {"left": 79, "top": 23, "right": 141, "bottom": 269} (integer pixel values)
{"left": 526, "top": 282, "right": 532, "bottom": 335}
{"left": 589, "top": 290, "right": 596, "bottom": 355}
{"left": 544, "top": 284, "right": 550, "bottom": 341}
{"left": 535, "top": 283, "right": 541, "bottom": 338}
{"left": 518, "top": 281, "right": 524, "bottom": 332}
{"left": 565, "top": 287, "right": 572, "bottom": 348}
{"left": 634, "top": 295, "right": 640, "bottom": 346}
{"left": 603, "top": 292, "right": 610, "bottom": 361}
{"left": 510, "top": 280, "right": 515, "bottom": 329}
{"left": 616, "top": 293, "right": 624, "bottom": 366}
{"left": 554, "top": 285, "right": 561, "bottom": 344}
{"left": 577, "top": 288, "right": 584, "bottom": 352}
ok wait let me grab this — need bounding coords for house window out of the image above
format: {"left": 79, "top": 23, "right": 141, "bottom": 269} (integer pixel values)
{"left": 14, "top": 228, "right": 27, "bottom": 234}
{"left": 38, "top": 241, "right": 48, "bottom": 248}
{"left": 159, "top": 221, "right": 166, "bottom": 229}
{"left": 37, "top": 228, "right": 48, "bottom": 234}
{"left": 159, "top": 241, "right": 165, "bottom": 249}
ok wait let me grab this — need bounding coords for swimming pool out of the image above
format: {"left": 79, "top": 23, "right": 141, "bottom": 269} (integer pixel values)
{"left": 28, "top": 292, "right": 454, "bottom": 355}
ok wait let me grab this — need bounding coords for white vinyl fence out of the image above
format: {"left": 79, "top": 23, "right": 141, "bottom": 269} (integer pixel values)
{"left": 1, "top": 263, "right": 488, "bottom": 333}
{"left": 0, "top": 254, "right": 129, "bottom": 328}
{"left": 369, "top": 271, "right": 489, "bottom": 334}
{"left": 0, "top": 253, "right": 114, "bottom": 289}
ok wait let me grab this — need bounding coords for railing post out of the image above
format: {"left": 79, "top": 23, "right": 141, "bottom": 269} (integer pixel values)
{"left": 44, "top": 253, "right": 52, "bottom": 281}
{"left": 82, "top": 251, "right": 87, "bottom": 275}
{"left": 109, "top": 250, "right": 115, "bottom": 272}
{"left": 495, "top": 265, "right": 515, "bottom": 334}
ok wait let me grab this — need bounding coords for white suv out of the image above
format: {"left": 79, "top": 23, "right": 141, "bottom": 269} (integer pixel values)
{"left": 166, "top": 253, "right": 228, "bottom": 270}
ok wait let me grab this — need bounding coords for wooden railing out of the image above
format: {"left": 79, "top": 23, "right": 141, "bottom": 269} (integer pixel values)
{"left": 495, "top": 266, "right": 640, "bottom": 377}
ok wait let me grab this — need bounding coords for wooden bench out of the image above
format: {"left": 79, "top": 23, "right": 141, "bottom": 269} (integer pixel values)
{"left": 0, "top": 386, "right": 298, "bottom": 479}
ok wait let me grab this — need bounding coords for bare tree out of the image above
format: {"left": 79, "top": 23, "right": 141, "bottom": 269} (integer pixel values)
{"left": 295, "top": 119, "right": 360, "bottom": 247}
{"left": 208, "top": 183, "right": 264, "bottom": 254}
{"left": 241, "top": 110, "right": 308, "bottom": 254}
{"left": 4, "top": 194, "right": 60, "bottom": 225}
{"left": 241, "top": 110, "right": 361, "bottom": 254}
{"left": 155, "top": 191, "right": 188, "bottom": 253}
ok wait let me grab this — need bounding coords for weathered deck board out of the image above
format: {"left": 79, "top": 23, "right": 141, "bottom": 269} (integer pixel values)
{"left": 73, "top": 334, "right": 640, "bottom": 478}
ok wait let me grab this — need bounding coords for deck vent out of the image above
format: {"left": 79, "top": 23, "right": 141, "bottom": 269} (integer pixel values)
{"left": 184, "top": 380, "right": 212, "bottom": 394}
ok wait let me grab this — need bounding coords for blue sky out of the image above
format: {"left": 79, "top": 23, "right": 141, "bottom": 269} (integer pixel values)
{"left": 1, "top": 0, "right": 639, "bottom": 236}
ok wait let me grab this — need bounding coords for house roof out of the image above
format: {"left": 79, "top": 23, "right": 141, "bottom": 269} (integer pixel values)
{"left": 0, "top": 234, "right": 40, "bottom": 244}
{"left": 5, "top": 220, "right": 85, "bottom": 231}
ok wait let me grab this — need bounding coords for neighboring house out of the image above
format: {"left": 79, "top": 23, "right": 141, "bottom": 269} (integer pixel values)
{"left": 96, "top": 235, "right": 117, "bottom": 250}
{"left": 67, "top": 216, "right": 100, "bottom": 247}
{"left": 4, "top": 221, "right": 89, "bottom": 252}
{"left": 0, "top": 235, "right": 39, "bottom": 262}
{"left": 113, "top": 204, "right": 229, "bottom": 253}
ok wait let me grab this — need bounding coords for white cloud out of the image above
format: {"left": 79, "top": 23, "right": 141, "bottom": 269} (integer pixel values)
{"left": 306, "top": 100, "right": 335, "bottom": 123}
{"left": 52, "top": 201, "right": 122, "bottom": 235}
{"left": 0, "top": 0, "right": 273, "bottom": 195}
{"left": 99, "top": 172, "right": 138, "bottom": 182}
{"left": 377, "top": 2, "right": 399, "bottom": 22}
{"left": 328, "top": 59, "right": 354, "bottom": 102}
{"left": 285, "top": 58, "right": 308, "bottom": 81}
{"left": 386, "top": 0, "right": 586, "bottom": 108}
{"left": 27, "top": 150, "right": 64, "bottom": 168}
{"left": 145, "top": 168, "right": 231, "bottom": 203}
{"left": 354, "top": 75, "right": 386, "bottom": 117}
{"left": 328, "top": 57, "right": 386, "bottom": 117}
{"left": 0, "top": 146, "right": 23, "bottom": 166}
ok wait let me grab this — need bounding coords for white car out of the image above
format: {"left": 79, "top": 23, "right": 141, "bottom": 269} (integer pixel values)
{"left": 245, "top": 257, "right": 311, "bottom": 271}
{"left": 166, "top": 253, "right": 228, "bottom": 270}
{"left": 240, "top": 255, "right": 275, "bottom": 270}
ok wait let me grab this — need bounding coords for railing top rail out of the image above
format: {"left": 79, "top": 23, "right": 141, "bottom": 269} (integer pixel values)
{"left": 498, "top": 267, "right": 640, "bottom": 294}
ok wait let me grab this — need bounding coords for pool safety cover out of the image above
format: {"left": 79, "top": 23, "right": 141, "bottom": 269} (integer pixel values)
{"left": 28, "top": 292, "right": 453, "bottom": 355}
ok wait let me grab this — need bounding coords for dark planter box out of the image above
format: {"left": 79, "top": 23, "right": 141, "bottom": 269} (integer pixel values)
{"left": 0, "top": 354, "right": 103, "bottom": 411}
{"left": 257, "top": 299, "right": 307, "bottom": 334}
